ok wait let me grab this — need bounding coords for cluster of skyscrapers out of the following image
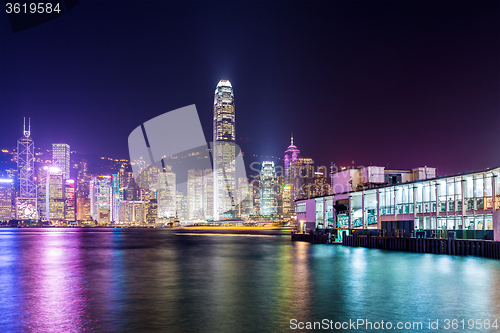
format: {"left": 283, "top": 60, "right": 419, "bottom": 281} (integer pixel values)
{"left": 0, "top": 80, "right": 334, "bottom": 226}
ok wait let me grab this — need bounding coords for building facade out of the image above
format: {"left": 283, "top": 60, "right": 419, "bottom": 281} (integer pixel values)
{"left": 52, "top": 143, "right": 70, "bottom": 179}
{"left": 142, "top": 190, "right": 158, "bottom": 224}
{"left": 260, "top": 161, "right": 277, "bottom": 216}
{"left": 296, "top": 166, "right": 500, "bottom": 241}
{"left": 90, "top": 175, "right": 113, "bottom": 224}
{"left": 46, "top": 167, "right": 64, "bottom": 223}
{"left": 157, "top": 172, "right": 176, "bottom": 220}
{"left": 213, "top": 80, "right": 236, "bottom": 220}
{"left": 0, "top": 179, "right": 13, "bottom": 221}
{"left": 112, "top": 174, "right": 120, "bottom": 222}
{"left": 118, "top": 201, "right": 145, "bottom": 224}
{"left": 203, "top": 170, "right": 214, "bottom": 221}
{"left": 64, "top": 179, "right": 75, "bottom": 222}
{"left": 237, "top": 177, "right": 253, "bottom": 219}
{"left": 16, "top": 118, "right": 37, "bottom": 219}
{"left": 187, "top": 169, "right": 204, "bottom": 221}
{"left": 284, "top": 135, "right": 300, "bottom": 184}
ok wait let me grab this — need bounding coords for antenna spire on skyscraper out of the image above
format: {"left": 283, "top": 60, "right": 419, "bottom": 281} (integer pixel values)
{"left": 291, "top": 133, "right": 294, "bottom": 146}
{"left": 23, "top": 117, "right": 31, "bottom": 138}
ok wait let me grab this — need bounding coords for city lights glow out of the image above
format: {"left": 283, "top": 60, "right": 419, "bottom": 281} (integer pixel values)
{"left": 49, "top": 166, "right": 61, "bottom": 173}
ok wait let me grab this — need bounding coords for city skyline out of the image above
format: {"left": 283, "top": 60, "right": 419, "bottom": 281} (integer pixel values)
{"left": 1, "top": 2, "right": 499, "bottom": 331}
{"left": 1, "top": 1, "right": 498, "bottom": 177}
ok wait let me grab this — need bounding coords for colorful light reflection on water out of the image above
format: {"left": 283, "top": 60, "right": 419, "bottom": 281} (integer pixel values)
{"left": 0, "top": 228, "right": 499, "bottom": 332}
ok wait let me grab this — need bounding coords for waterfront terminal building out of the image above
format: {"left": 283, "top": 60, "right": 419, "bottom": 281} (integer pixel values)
{"left": 295, "top": 166, "right": 500, "bottom": 241}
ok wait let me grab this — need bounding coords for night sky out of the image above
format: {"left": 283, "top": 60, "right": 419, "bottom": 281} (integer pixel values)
{"left": 1, "top": 1, "right": 499, "bottom": 176}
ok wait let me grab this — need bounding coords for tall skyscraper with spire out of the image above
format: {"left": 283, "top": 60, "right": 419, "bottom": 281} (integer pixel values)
{"left": 18, "top": 118, "right": 36, "bottom": 198}
{"left": 284, "top": 134, "right": 300, "bottom": 183}
{"left": 283, "top": 134, "right": 300, "bottom": 221}
{"left": 16, "top": 117, "right": 37, "bottom": 220}
{"left": 213, "top": 80, "right": 236, "bottom": 220}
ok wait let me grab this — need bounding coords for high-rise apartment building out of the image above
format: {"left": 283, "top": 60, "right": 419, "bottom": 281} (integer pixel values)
{"left": 213, "top": 80, "right": 236, "bottom": 220}
{"left": 52, "top": 143, "right": 70, "bottom": 179}
{"left": 260, "top": 161, "right": 277, "bottom": 216}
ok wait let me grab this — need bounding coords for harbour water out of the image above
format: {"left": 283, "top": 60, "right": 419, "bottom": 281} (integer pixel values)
{"left": 0, "top": 228, "right": 499, "bottom": 332}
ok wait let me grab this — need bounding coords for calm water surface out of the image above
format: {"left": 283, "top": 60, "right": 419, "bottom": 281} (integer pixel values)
{"left": 0, "top": 228, "right": 499, "bottom": 332}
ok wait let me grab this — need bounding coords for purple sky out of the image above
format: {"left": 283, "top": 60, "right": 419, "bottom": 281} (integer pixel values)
{"left": 1, "top": 1, "right": 499, "bottom": 176}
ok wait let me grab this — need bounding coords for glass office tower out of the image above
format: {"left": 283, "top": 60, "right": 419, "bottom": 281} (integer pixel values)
{"left": 52, "top": 143, "right": 70, "bottom": 180}
{"left": 260, "top": 161, "right": 277, "bottom": 216}
{"left": 213, "top": 80, "right": 236, "bottom": 220}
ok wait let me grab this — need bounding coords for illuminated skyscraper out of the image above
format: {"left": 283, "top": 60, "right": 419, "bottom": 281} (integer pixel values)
{"left": 187, "top": 169, "right": 203, "bottom": 221}
{"left": 283, "top": 135, "right": 300, "bottom": 219}
{"left": 282, "top": 184, "right": 293, "bottom": 216}
{"left": 90, "top": 175, "right": 113, "bottom": 224}
{"left": 0, "top": 178, "right": 14, "bottom": 221}
{"left": 294, "top": 157, "right": 315, "bottom": 200}
{"left": 64, "top": 179, "right": 75, "bottom": 222}
{"left": 176, "top": 191, "right": 188, "bottom": 222}
{"left": 251, "top": 175, "right": 260, "bottom": 216}
{"left": 237, "top": 177, "right": 253, "bottom": 218}
{"left": 16, "top": 118, "right": 37, "bottom": 219}
{"left": 118, "top": 201, "right": 144, "bottom": 223}
{"left": 260, "top": 161, "right": 277, "bottom": 216}
{"left": 17, "top": 118, "right": 36, "bottom": 198}
{"left": 284, "top": 134, "right": 300, "bottom": 183}
{"left": 203, "top": 170, "right": 214, "bottom": 221}
{"left": 52, "top": 143, "right": 70, "bottom": 179}
{"left": 36, "top": 166, "right": 48, "bottom": 220}
{"left": 112, "top": 174, "right": 120, "bottom": 222}
{"left": 142, "top": 190, "right": 158, "bottom": 224}
{"left": 213, "top": 80, "right": 236, "bottom": 220}
{"left": 157, "top": 172, "right": 176, "bottom": 220}
{"left": 76, "top": 160, "right": 91, "bottom": 221}
{"left": 46, "top": 166, "right": 64, "bottom": 223}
